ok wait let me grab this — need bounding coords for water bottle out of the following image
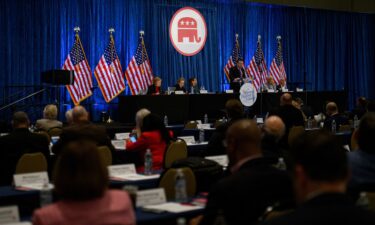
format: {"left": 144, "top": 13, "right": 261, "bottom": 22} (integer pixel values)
{"left": 40, "top": 182, "right": 52, "bottom": 207}
{"left": 144, "top": 149, "right": 153, "bottom": 175}
{"left": 164, "top": 115, "right": 168, "bottom": 127}
{"left": 190, "top": 86, "right": 194, "bottom": 94}
{"left": 331, "top": 120, "right": 336, "bottom": 133}
{"left": 356, "top": 192, "right": 369, "bottom": 209}
{"left": 354, "top": 115, "right": 359, "bottom": 129}
{"left": 204, "top": 114, "right": 208, "bottom": 124}
{"left": 276, "top": 157, "right": 287, "bottom": 170}
{"left": 175, "top": 169, "right": 188, "bottom": 203}
{"left": 199, "top": 128, "right": 205, "bottom": 143}
{"left": 307, "top": 117, "right": 312, "bottom": 129}
{"left": 177, "top": 218, "right": 187, "bottom": 225}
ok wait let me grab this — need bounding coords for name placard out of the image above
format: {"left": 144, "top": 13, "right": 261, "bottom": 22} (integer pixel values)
{"left": 13, "top": 172, "right": 49, "bottom": 189}
{"left": 175, "top": 91, "right": 184, "bottom": 95}
{"left": 115, "top": 133, "right": 130, "bottom": 140}
{"left": 111, "top": 140, "right": 126, "bottom": 150}
{"left": 282, "top": 88, "right": 289, "bottom": 92}
{"left": 256, "top": 118, "right": 264, "bottom": 124}
{"left": 197, "top": 124, "right": 211, "bottom": 130}
{"left": 178, "top": 136, "right": 196, "bottom": 144}
{"left": 205, "top": 155, "right": 229, "bottom": 167}
{"left": 199, "top": 90, "right": 208, "bottom": 94}
{"left": 108, "top": 164, "right": 136, "bottom": 177}
{"left": 296, "top": 88, "right": 304, "bottom": 92}
{"left": 267, "top": 89, "right": 275, "bottom": 93}
{"left": 136, "top": 188, "right": 166, "bottom": 207}
{"left": 0, "top": 206, "right": 20, "bottom": 224}
{"left": 225, "top": 90, "right": 234, "bottom": 94}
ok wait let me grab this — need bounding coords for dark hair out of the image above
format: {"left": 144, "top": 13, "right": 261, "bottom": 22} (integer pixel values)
{"left": 141, "top": 114, "right": 171, "bottom": 143}
{"left": 12, "top": 111, "right": 29, "bottom": 127}
{"left": 290, "top": 130, "right": 348, "bottom": 182}
{"left": 53, "top": 140, "right": 108, "bottom": 200}
{"left": 225, "top": 99, "right": 244, "bottom": 119}
{"left": 189, "top": 77, "right": 196, "bottom": 84}
{"left": 358, "top": 112, "right": 375, "bottom": 153}
{"left": 237, "top": 58, "right": 244, "bottom": 63}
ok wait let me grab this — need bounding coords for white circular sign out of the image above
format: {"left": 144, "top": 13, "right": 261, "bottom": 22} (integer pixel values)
{"left": 240, "top": 83, "right": 257, "bottom": 107}
{"left": 169, "top": 7, "right": 207, "bottom": 56}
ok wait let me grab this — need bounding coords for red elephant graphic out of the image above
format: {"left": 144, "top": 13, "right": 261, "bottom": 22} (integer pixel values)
{"left": 178, "top": 17, "right": 201, "bottom": 43}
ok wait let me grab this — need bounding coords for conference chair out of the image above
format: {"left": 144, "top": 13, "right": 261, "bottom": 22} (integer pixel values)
{"left": 15, "top": 152, "right": 48, "bottom": 174}
{"left": 159, "top": 167, "right": 196, "bottom": 201}
{"left": 47, "top": 127, "right": 63, "bottom": 137}
{"left": 163, "top": 140, "right": 188, "bottom": 169}
{"left": 185, "top": 121, "right": 198, "bottom": 129}
{"left": 35, "top": 131, "right": 51, "bottom": 143}
{"left": 288, "top": 126, "right": 305, "bottom": 146}
{"left": 97, "top": 146, "right": 113, "bottom": 167}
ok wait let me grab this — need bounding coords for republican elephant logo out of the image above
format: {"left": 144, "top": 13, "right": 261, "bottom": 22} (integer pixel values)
{"left": 177, "top": 17, "right": 201, "bottom": 43}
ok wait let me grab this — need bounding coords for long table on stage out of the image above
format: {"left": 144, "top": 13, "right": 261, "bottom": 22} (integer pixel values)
{"left": 118, "top": 91, "right": 347, "bottom": 124}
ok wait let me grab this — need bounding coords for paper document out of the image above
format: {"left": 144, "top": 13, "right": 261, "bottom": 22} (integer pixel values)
{"left": 143, "top": 202, "right": 203, "bottom": 213}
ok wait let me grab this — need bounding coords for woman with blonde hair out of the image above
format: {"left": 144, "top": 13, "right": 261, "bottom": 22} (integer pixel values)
{"left": 36, "top": 104, "right": 62, "bottom": 131}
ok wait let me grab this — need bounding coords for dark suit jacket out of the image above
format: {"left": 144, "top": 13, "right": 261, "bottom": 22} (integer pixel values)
{"left": 323, "top": 113, "right": 349, "bottom": 130}
{"left": 174, "top": 84, "right": 186, "bottom": 93}
{"left": 0, "top": 128, "right": 50, "bottom": 185}
{"left": 189, "top": 85, "right": 200, "bottom": 94}
{"left": 263, "top": 193, "right": 375, "bottom": 225}
{"left": 52, "top": 123, "right": 116, "bottom": 162}
{"left": 229, "top": 66, "right": 246, "bottom": 92}
{"left": 146, "top": 84, "right": 163, "bottom": 95}
{"left": 200, "top": 157, "right": 293, "bottom": 225}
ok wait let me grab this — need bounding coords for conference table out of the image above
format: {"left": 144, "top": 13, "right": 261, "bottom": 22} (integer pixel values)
{"left": 118, "top": 91, "right": 347, "bottom": 124}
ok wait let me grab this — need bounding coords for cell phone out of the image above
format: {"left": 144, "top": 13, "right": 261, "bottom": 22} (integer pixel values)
{"left": 130, "top": 136, "right": 137, "bottom": 143}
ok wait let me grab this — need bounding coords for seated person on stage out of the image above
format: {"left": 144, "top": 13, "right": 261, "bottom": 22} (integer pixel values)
{"left": 276, "top": 78, "right": 287, "bottom": 92}
{"left": 36, "top": 104, "right": 63, "bottom": 131}
{"left": 33, "top": 140, "right": 135, "bottom": 225}
{"left": 174, "top": 77, "right": 186, "bottom": 93}
{"left": 261, "top": 116, "right": 286, "bottom": 160}
{"left": 205, "top": 99, "right": 244, "bottom": 156}
{"left": 323, "top": 102, "right": 348, "bottom": 130}
{"left": 189, "top": 77, "right": 200, "bottom": 94}
{"left": 263, "top": 130, "right": 375, "bottom": 225}
{"left": 126, "top": 114, "right": 172, "bottom": 172}
{"left": 200, "top": 119, "right": 293, "bottom": 225}
{"left": 52, "top": 106, "right": 115, "bottom": 161}
{"left": 0, "top": 111, "right": 50, "bottom": 186}
{"left": 348, "top": 112, "right": 375, "bottom": 190}
{"left": 263, "top": 76, "right": 276, "bottom": 92}
{"left": 229, "top": 58, "right": 246, "bottom": 93}
{"left": 146, "top": 76, "right": 163, "bottom": 95}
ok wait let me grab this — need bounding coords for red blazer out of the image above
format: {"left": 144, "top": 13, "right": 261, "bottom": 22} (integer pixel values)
{"left": 126, "top": 131, "right": 168, "bottom": 172}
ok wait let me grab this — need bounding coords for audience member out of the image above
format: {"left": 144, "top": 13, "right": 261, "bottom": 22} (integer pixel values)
{"left": 200, "top": 119, "right": 293, "bottom": 225}
{"left": 0, "top": 112, "right": 50, "bottom": 185}
{"left": 261, "top": 116, "right": 286, "bottom": 159}
{"left": 32, "top": 140, "right": 135, "bottom": 225}
{"left": 323, "top": 102, "right": 348, "bottom": 130}
{"left": 348, "top": 112, "right": 375, "bottom": 190}
{"left": 205, "top": 99, "right": 244, "bottom": 156}
{"left": 147, "top": 76, "right": 163, "bottom": 95}
{"left": 35, "top": 104, "right": 62, "bottom": 131}
{"left": 189, "top": 77, "right": 199, "bottom": 94}
{"left": 295, "top": 97, "right": 314, "bottom": 118}
{"left": 174, "top": 77, "right": 186, "bottom": 93}
{"left": 65, "top": 109, "right": 73, "bottom": 125}
{"left": 126, "top": 113, "right": 171, "bottom": 172}
{"left": 135, "top": 108, "right": 151, "bottom": 138}
{"left": 264, "top": 130, "right": 375, "bottom": 225}
{"left": 352, "top": 97, "right": 368, "bottom": 119}
{"left": 52, "top": 106, "right": 115, "bottom": 161}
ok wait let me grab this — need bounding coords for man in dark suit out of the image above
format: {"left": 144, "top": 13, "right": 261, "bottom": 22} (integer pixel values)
{"left": 229, "top": 58, "right": 246, "bottom": 93}
{"left": 323, "top": 101, "right": 349, "bottom": 130}
{"left": 261, "top": 116, "right": 286, "bottom": 160}
{"left": 263, "top": 130, "right": 375, "bottom": 225}
{"left": 200, "top": 119, "right": 293, "bottom": 225}
{"left": 188, "top": 77, "right": 199, "bottom": 94}
{"left": 52, "top": 106, "right": 116, "bottom": 162}
{"left": 0, "top": 112, "right": 50, "bottom": 185}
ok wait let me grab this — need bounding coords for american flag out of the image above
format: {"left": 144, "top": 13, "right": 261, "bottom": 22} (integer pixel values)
{"left": 224, "top": 34, "right": 246, "bottom": 82}
{"left": 63, "top": 31, "right": 93, "bottom": 105}
{"left": 124, "top": 33, "right": 153, "bottom": 95}
{"left": 269, "top": 36, "right": 287, "bottom": 85}
{"left": 246, "top": 35, "right": 267, "bottom": 92}
{"left": 94, "top": 33, "right": 125, "bottom": 102}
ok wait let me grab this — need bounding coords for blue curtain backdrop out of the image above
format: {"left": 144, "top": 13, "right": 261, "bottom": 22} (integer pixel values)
{"left": 0, "top": 0, "right": 374, "bottom": 121}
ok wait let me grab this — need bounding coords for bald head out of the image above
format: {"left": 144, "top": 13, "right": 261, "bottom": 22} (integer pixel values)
{"left": 226, "top": 119, "right": 261, "bottom": 164}
{"left": 72, "top": 106, "right": 89, "bottom": 124}
{"left": 280, "top": 93, "right": 293, "bottom": 106}
{"left": 263, "top": 116, "right": 286, "bottom": 141}
{"left": 326, "top": 102, "right": 338, "bottom": 116}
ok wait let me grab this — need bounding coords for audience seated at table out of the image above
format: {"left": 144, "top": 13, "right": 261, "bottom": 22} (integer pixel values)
{"left": 348, "top": 112, "right": 375, "bottom": 191}
{"left": 189, "top": 77, "right": 200, "bottom": 94}
{"left": 263, "top": 130, "right": 375, "bottom": 225}
{"left": 35, "top": 104, "right": 63, "bottom": 131}
{"left": 52, "top": 106, "right": 115, "bottom": 161}
{"left": 323, "top": 102, "right": 349, "bottom": 130}
{"left": 199, "top": 119, "right": 293, "bottom": 225}
{"left": 134, "top": 108, "right": 151, "bottom": 138}
{"left": 261, "top": 116, "right": 286, "bottom": 160}
{"left": 0, "top": 111, "right": 50, "bottom": 186}
{"left": 294, "top": 97, "right": 314, "bottom": 119}
{"left": 32, "top": 139, "right": 135, "bottom": 225}
{"left": 205, "top": 99, "right": 245, "bottom": 156}
{"left": 174, "top": 77, "right": 186, "bottom": 93}
{"left": 147, "top": 76, "right": 163, "bottom": 95}
{"left": 126, "top": 113, "right": 172, "bottom": 172}
{"left": 352, "top": 97, "right": 368, "bottom": 119}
